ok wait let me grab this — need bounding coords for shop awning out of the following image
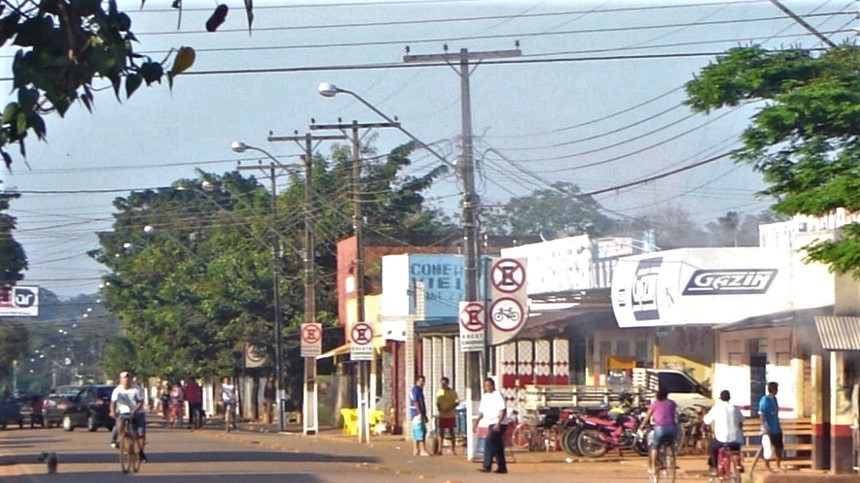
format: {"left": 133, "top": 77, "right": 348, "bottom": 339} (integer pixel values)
{"left": 316, "top": 343, "right": 351, "bottom": 360}
{"left": 815, "top": 316, "right": 860, "bottom": 350}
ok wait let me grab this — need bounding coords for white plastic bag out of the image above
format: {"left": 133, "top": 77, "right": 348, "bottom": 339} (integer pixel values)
{"left": 761, "top": 434, "right": 773, "bottom": 460}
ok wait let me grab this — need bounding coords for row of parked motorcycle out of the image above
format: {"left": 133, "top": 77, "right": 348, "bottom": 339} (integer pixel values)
{"left": 512, "top": 397, "right": 706, "bottom": 458}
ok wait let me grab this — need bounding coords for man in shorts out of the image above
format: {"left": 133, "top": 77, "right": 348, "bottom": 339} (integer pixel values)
{"left": 410, "top": 375, "right": 430, "bottom": 456}
{"left": 759, "top": 382, "right": 783, "bottom": 472}
{"left": 109, "top": 371, "right": 147, "bottom": 462}
{"left": 435, "top": 377, "right": 460, "bottom": 455}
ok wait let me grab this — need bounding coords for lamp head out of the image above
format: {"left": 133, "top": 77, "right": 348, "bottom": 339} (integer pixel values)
{"left": 230, "top": 141, "right": 248, "bottom": 153}
{"left": 143, "top": 225, "right": 156, "bottom": 236}
{"left": 317, "top": 82, "right": 340, "bottom": 98}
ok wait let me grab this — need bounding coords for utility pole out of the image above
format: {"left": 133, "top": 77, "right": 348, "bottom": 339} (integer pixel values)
{"left": 404, "top": 46, "right": 521, "bottom": 460}
{"left": 268, "top": 132, "right": 346, "bottom": 435}
{"left": 236, "top": 161, "right": 285, "bottom": 431}
{"left": 310, "top": 119, "right": 399, "bottom": 443}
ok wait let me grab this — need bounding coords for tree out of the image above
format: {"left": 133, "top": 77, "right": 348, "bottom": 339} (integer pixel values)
{"left": 0, "top": 0, "right": 198, "bottom": 169}
{"left": 0, "top": 186, "right": 27, "bottom": 284}
{"left": 482, "top": 182, "right": 616, "bottom": 237}
{"left": 0, "top": 321, "right": 28, "bottom": 384}
{"left": 686, "top": 45, "right": 860, "bottom": 275}
{"left": 93, "top": 142, "right": 452, "bottom": 394}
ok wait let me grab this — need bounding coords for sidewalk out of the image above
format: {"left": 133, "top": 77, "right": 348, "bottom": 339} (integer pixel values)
{"left": 217, "top": 418, "right": 859, "bottom": 482}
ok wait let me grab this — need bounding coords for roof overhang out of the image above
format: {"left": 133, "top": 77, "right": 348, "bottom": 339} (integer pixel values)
{"left": 815, "top": 315, "right": 860, "bottom": 350}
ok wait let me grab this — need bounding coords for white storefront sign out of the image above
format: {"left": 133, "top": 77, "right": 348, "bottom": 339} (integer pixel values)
{"left": 0, "top": 285, "right": 39, "bottom": 317}
{"left": 610, "top": 248, "right": 816, "bottom": 328}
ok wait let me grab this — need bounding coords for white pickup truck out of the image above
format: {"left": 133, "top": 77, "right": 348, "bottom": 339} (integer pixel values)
{"left": 636, "top": 368, "right": 712, "bottom": 411}
{"left": 523, "top": 368, "right": 712, "bottom": 412}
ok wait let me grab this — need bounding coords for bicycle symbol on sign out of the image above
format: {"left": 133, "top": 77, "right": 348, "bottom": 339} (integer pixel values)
{"left": 493, "top": 307, "right": 520, "bottom": 323}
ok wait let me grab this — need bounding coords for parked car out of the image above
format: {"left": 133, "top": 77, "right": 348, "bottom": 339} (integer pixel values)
{"left": 43, "top": 385, "right": 83, "bottom": 429}
{"left": 0, "top": 396, "right": 24, "bottom": 430}
{"left": 61, "top": 384, "right": 115, "bottom": 432}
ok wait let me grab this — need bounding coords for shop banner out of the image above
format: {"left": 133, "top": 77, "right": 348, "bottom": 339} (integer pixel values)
{"left": 611, "top": 248, "right": 793, "bottom": 327}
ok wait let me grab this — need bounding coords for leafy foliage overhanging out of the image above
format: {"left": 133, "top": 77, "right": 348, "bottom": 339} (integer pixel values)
{"left": 685, "top": 44, "right": 860, "bottom": 276}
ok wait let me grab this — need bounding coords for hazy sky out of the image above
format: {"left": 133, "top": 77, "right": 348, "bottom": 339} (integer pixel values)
{"left": 1, "top": 0, "right": 855, "bottom": 298}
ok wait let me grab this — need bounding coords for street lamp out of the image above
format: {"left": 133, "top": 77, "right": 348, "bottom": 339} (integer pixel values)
{"left": 317, "top": 83, "right": 453, "bottom": 169}
{"left": 318, "top": 82, "right": 460, "bottom": 445}
{"left": 231, "top": 140, "right": 303, "bottom": 433}
{"left": 319, "top": 82, "right": 482, "bottom": 457}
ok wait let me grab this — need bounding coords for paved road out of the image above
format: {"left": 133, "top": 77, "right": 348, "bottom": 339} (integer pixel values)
{"left": 0, "top": 423, "right": 724, "bottom": 482}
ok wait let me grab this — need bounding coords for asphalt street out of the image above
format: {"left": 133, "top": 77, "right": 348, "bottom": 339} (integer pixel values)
{"left": 0, "top": 422, "right": 729, "bottom": 482}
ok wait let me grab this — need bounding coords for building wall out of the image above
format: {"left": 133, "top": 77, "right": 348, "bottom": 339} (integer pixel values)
{"left": 714, "top": 326, "right": 805, "bottom": 418}
{"left": 656, "top": 326, "right": 715, "bottom": 388}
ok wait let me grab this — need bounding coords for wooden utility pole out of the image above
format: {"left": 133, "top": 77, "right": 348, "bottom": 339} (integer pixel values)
{"left": 267, "top": 132, "right": 346, "bottom": 435}
{"left": 404, "top": 46, "right": 521, "bottom": 460}
{"left": 310, "top": 120, "right": 398, "bottom": 443}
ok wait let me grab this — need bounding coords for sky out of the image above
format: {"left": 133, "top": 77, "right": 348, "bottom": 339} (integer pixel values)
{"left": 1, "top": 0, "right": 856, "bottom": 299}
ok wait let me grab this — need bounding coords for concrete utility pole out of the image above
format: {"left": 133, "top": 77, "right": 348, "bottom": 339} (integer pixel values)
{"left": 310, "top": 119, "right": 399, "bottom": 444}
{"left": 403, "top": 46, "right": 521, "bottom": 460}
{"left": 268, "top": 132, "right": 346, "bottom": 435}
{"left": 236, "top": 161, "right": 285, "bottom": 431}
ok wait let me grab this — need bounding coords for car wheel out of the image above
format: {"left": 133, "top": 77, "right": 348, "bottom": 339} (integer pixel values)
{"left": 87, "top": 414, "right": 97, "bottom": 432}
{"left": 62, "top": 415, "right": 74, "bottom": 432}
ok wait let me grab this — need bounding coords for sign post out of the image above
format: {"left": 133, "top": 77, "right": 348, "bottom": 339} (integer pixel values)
{"left": 459, "top": 302, "right": 485, "bottom": 352}
{"left": 488, "top": 258, "right": 529, "bottom": 346}
{"left": 300, "top": 323, "right": 322, "bottom": 357}
{"left": 350, "top": 322, "right": 373, "bottom": 443}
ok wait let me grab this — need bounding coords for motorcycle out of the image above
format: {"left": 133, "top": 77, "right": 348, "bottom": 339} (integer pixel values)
{"left": 575, "top": 406, "right": 649, "bottom": 458}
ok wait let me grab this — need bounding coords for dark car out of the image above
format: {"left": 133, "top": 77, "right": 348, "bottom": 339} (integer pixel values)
{"left": 0, "top": 397, "right": 24, "bottom": 429}
{"left": 43, "top": 385, "right": 82, "bottom": 429}
{"left": 61, "top": 385, "right": 115, "bottom": 432}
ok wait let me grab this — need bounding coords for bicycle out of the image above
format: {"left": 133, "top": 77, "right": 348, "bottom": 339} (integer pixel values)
{"left": 116, "top": 415, "right": 141, "bottom": 474}
{"left": 710, "top": 444, "right": 742, "bottom": 483}
{"left": 648, "top": 432, "right": 676, "bottom": 483}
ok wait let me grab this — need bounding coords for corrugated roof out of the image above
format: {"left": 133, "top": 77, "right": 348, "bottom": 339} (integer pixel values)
{"left": 814, "top": 316, "right": 860, "bottom": 350}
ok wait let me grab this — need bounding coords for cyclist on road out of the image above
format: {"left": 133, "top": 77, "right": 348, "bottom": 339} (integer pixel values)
{"left": 109, "top": 371, "right": 147, "bottom": 462}
{"left": 639, "top": 387, "right": 678, "bottom": 479}
{"left": 704, "top": 389, "right": 744, "bottom": 476}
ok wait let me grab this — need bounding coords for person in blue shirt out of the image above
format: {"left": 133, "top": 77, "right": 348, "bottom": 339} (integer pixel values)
{"left": 410, "top": 375, "right": 429, "bottom": 456}
{"left": 758, "top": 381, "right": 782, "bottom": 472}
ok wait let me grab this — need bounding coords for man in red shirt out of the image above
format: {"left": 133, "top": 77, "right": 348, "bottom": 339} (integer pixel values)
{"left": 184, "top": 376, "right": 204, "bottom": 429}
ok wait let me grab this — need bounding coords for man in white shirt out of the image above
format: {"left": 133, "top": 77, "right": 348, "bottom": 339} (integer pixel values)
{"left": 110, "top": 371, "right": 147, "bottom": 462}
{"left": 472, "top": 377, "right": 508, "bottom": 474}
{"left": 703, "top": 389, "right": 744, "bottom": 476}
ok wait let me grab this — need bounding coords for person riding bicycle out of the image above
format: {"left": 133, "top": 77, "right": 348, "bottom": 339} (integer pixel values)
{"left": 704, "top": 389, "right": 744, "bottom": 476}
{"left": 109, "top": 371, "right": 147, "bottom": 463}
{"left": 221, "top": 376, "right": 237, "bottom": 430}
{"left": 638, "top": 387, "right": 678, "bottom": 479}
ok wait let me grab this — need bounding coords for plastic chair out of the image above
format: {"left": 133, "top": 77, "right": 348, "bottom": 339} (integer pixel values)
{"left": 340, "top": 408, "right": 358, "bottom": 435}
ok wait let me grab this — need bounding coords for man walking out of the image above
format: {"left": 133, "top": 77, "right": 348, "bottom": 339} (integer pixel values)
{"left": 704, "top": 390, "right": 744, "bottom": 476}
{"left": 758, "top": 381, "right": 783, "bottom": 472}
{"left": 436, "top": 377, "right": 460, "bottom": 455}
{"left": 410, "top": 375, "right": 430, "bottom": 456}
{"left": 473, "top": 377, "right": 508, "bottom": 474}
{"left": 184, "top": 376, "right": 204, "bottom": 429}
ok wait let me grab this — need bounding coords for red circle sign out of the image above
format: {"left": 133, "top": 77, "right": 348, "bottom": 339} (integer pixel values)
{"left": 302, "top": 324, "right": 321, "bottom": 344}
{"left": 489, "top": 297, "right": 525, "bottom": 332}
{"left": 459, "top": 302, "right": 485, "bottom": 332}
{"left": 491, "top": 258, "right": 526, "bottom": 293}
{"left": 351, "top": 322, "right": 373, "bottom": 345}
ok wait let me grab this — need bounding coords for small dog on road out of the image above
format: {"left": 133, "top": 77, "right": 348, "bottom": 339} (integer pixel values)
{"left": 37, "top": 452, "right": 58, "bottom": 474}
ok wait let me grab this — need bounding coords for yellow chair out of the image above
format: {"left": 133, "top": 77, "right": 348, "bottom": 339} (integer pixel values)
{"left": 340, "top": 408, "right": 358, "bottom": 435}
{"left": 369, "top": 409, "right": 385, "bottom": 427}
